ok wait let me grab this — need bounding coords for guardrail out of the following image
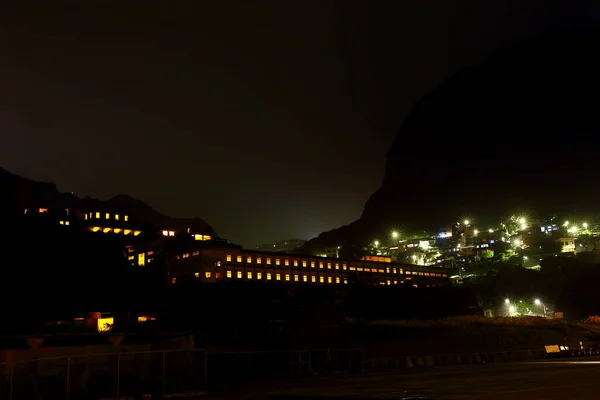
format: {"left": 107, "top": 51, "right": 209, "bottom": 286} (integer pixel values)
{"left": 0, "top": 348, "right": 363, "bottom": 400}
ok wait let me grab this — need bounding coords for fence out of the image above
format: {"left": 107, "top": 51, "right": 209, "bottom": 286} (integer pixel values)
{"left": 0, "top": 348, "right": 363, "bottom": 400}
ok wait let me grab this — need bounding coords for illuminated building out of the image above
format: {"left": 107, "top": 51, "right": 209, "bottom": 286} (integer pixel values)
{"left": 167, "top": 248, "right": 449, "bottom": 287}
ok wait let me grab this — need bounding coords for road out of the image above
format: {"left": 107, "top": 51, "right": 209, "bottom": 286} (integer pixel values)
{"left": 223, "top": 357, "right": 600, "bottom": 399}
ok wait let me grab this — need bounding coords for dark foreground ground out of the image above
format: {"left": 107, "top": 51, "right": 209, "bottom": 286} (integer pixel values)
{"left": 212, "top": 357, "right": 600, "bottom": 400}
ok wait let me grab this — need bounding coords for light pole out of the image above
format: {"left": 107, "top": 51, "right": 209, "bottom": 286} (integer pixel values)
{"left": 534, "top": 299, "right": 547, "bottom": 317}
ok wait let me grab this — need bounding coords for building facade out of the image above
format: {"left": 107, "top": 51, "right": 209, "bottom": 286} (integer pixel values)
{"left": 166, "top": 248, "right": 449, "bottom": 287}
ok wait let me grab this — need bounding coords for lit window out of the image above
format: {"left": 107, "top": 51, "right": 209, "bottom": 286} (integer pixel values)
{"left": 162, "top": 230, "right": 169, "bottom": 236}
{"left": 128, "top": 255, "right": 134, "bottom": 261}
{"left": 105, "top": 213, "right": 110, "bottom": 219}
{"left": 226, "top": 255, "right": 232, "bottom": 262}
{"left": 216, "top": 261, "right": 221, "bottom": 266}
{"left": 247, "top": 271, "right": 253, "bottom": 279}
{"left": 343, "top": 279, "right": 348, "bottom": 284}
{"left": 266, "top": 273, "right": 272, "bottom": 280}
{"left": 236, "top": 255, "right": 242, "bottom": 263}
{"left": 134, "top": 230, "right": 142, "bottom": 236}
{"left": 386, "top": 268, "right": 390, "bottom": 273}
{"left": 387, "top": 280, "right": 391, "bottom": 285}
{"left": 413, "top": 284, "right": 418, "bottom": 288}
{"left": 293, "top": 260, "right": 298, "bottom": 267}
{"left": 276, "top": 259, "right": 280, "bottom": 266}
{"left": 171, "top": 278, "right": 177, "bottom": 284}
{"left": 24, "top": 208, "right": 27, "bottom": 214}
{"left": 285, "top": 274, "right": 290, "bottom": 281}
{"left": 257, "top": 257, "right": 262, "bottom": 264}
{"left": 267, "top": 258, "right": 272, "bottom": 265}
{"left": 276, "top": 273, "right": 281, "bottom": 281}
{"left": 194, "top": 272, "right": 200, "bottom": 278}
{"left": 115, "top": 214, "right": 120, "bottom": 220}
{"left": 113, "top": 228, "right": 121, "bottom": 233}
{"left": 335, "top": 263, "right": 339, "bottom": 270}
{"left": 311, "top": 261, "right": 315, "bottom": 268}
{"left": 226, "top": 271, "right": 232, "bottom": 278}
{"left": 95, "top": 212, "right": 100, "bottom": 218}
{"left": 103, "top": 227, "right": 112, "bottom": 233}
{"left": 183, "top": 253, "right": 189, "bottom": 258}
{"left": 205, "top": 272, "right": 212, "bottom": 278}
{"left": 236, "top": 271, "right": 242, "bottom": 279}
{"left": 303, "top": 275, "right": 308, "bottom": 282}
{"left": 393, "top": 280, "right": 398, "bottom": 285}
{"left": 284, "top": 259, "right": 290, "bottom": 266}
{"left": 319, "top": 276, "right": 324, "bottom": 283}
{"left": 138, "top": 253, "right": 145, "bottom": 266}
{"left": 60, "top": 221, "right": 64, "bottom": 225}
{"left": 311, "top": 276, "right": 316, "bottom": 283}
{"left": 393, "top": 268, "right": 397, "bottom": 274}
{"left": 294, "top": 274, "right": 299, "bottom": 282}
{"left": 257, "top": 272, "right": 262, "bottom": 279}
{"left": 335, "top": 277, "right": 340, "bottom": 284}
{"left": 319, "top": 262, "right": 324, "bottom": 269}
{"left": 327, "top": 276, "right": 332, "bottom": 283}
{"left": 169, "top": 231, "right": 174, "bottom": 237}
{"left": 342, "top": 263, "right": 347, "bottom": 270}
{"left": 38, "top": 208, "right": 49, "bottom": 214}
{"left": 327, "top": 263, "right": 331, "bottom": 269}
{"left": 247, "top": 256, "right": 252, "bottom": 263}
{"left": 124, "top": 215, "right": 129, "bottom": 222}
{"left": 302, "top": 260, "right": 307, "bottom": 267}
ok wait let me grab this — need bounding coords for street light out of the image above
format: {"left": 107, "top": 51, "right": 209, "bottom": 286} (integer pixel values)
{"left": 583, "top": 222, "right": 589, "bottom": 229}
{"left": 488, "top": 229, "right": 494, "bottom": 233}
{"left": 391, "top": 231, "right": 399, "bottom": 239}
{"left": 464, "top": 219, "right": 470, "bottom": 226}
{"left": 508, "top": 305, "right": 516, "bottom": 314}
{"left": 474, "top": 229, "right": 479, "bottom": 236}
{"left": 374, "top": 240, "right": 379, "bottom": 247}
{"left": 505, "top": 298, "right": 510, "bottom": 304}
{"left": 534, "top": 298, "right": 547, "bottom": 317}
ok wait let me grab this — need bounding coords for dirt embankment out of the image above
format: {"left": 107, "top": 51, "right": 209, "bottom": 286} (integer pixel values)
{"left": 347, "top": 317, "right": 600, "bottom": 359}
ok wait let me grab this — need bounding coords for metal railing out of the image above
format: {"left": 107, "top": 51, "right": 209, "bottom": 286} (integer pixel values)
{"left": 0, "top": 348, "right": 363, "bottom": 400}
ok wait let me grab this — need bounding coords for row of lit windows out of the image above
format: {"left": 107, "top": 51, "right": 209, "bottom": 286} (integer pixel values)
{"left": 59, "top": 220, "right": 70, "bottom": 226}
{"left": 89, "top": 226, "right": 141, "bottom": 236}
{"left": 161, "top": 230, "right": 212, "bottom": 241}
{"left": 88, "top": 212, "right": 129, "bottom": 222}
{"left": 224, "top": 254, "right": 446, "bottom": 278}
{"left": 198, "top": 270, "right": 348, "bottom": 284}
{"left": 226, "top": 254, "right": 348, "bottom": 269}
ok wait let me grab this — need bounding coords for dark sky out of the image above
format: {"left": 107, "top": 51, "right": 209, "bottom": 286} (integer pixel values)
{"left": 0, "top": 1, "right": 593, "bottom": 247}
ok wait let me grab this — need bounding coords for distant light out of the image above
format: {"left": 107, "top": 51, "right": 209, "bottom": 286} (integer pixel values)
{"left": 523, "top": 256, "right": 528, "bottom": 260}
{"left": 583, "top": 222, "right": 589, "bottom": 229}
{"left": 520, "top": 223, "right": 527, "bottom": 230}
{"left": 392, "top": 231, "right": 399, "bottom": 238}
{"left": 508, "top": 305, "right": 516, "bottom": 313}
{"left": 534, "top": 299, "right": 541, "bottom": 305}
{"left": 514, "top": 239, "right": 521, "bottom": 245}
{"left": 464, "top": 219, "right": 470, "bottom": 226}
{"left": 474, "top": 229, "right": 479, "bottom": 236}
{"left": 374, "top": 240, "right": 379, "bottom": 247}
{"left": 505, "top": 298, "right": 510, "bottom": 304}
{"left": 564, "top": 221, "right": 570, "bottom": 227}
{"left": 488, "top": 229, "right": 494, "bottom": 233}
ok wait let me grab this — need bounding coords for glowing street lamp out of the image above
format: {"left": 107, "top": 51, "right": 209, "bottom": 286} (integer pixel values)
{"left": 488, "top": 229, "right": 494, "bottom": 233}
{"left": 534, "top": 298, "right": 547, "bottom": 317}
{"left": 563, "top": 221, "right": 570, "bottom": 227}
{"left": 391, "top": 231, "right": 399, "bottom": 239}
{"left": 583, "top": 222, "right": 589, "bottom": 229}
{"left": 505, "top": 298, "right": 510, "bottom": 304}
{"left": 518, "top": 217, "right": 526, "bottom": 225}
{"left": 374, "top": 240, "right": 379, "bottom": 247}
{"left": 474, "top": 229, "right": 479, "bottom": 236}
{"left": 514, "top": 239, "right": 521, "bottom": 246}
{"left": 508, "top": 305, "right": 516, "bottom": 314}
{"left": 464, "top": 219, "right": 470, "bottom": 226}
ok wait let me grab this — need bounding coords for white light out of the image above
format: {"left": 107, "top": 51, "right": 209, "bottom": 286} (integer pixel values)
{"left": 392, "top": 231, "right": 399, "bottom": 238}
{"left": 508, "top": 305, "right": 516, "bottom": 313}
{"left": 519, "top": 217, "right": 526, "bottom": 224}
{"left": 474, "top": 229, "right": 479, "bottom": 236}
{"left": 583, "top": 223, "right": 589, "bottom": 229}
{"left": 564, "top": 221, "right": 570, "bottom": 227}
{"left": 374, "top": 240, "right": 379, "bottom": 247}
{"left": 514, "top": 239, "right": 521, "bottom": 245}
{"left": 464, "top": 219, "right": 470, "bottom": 226}
{"left": 520, "top": 223, "right": 527, "bottom": 230}
{"left": 523, "top": 256, "right": 528, "bottom": 260}
{"left": 488, "top": 229, "right": 494, "bottom": 233}
{"left": 505, "top": 299, "right": 510, "bottom": 304}
{"left": 534, "top": 299, "right": 541, "bottom": 305}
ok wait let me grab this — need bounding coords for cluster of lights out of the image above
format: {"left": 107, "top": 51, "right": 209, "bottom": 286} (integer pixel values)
{"left": 505, "top": 298, "right": 546, "bottom": 316}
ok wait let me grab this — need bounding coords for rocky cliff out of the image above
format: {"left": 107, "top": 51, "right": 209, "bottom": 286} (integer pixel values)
{"left": 305, "top": 25, "right": 600, "bottom": 250}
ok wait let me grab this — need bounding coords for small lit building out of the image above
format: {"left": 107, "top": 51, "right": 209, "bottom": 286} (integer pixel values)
{"left": 557, "top": 237, "right": 576, "bottom": 253}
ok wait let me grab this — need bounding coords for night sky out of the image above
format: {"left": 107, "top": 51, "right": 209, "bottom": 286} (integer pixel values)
{"left": 0, "top": 1, "right": 593, "bottom": 247}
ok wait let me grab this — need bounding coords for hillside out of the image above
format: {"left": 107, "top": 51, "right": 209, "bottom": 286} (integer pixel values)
{"left": 304, "top": 25, "right": 600, "bottom": 250}
{"left": 0, "top": 167, "right": 216, "bottom": 235}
